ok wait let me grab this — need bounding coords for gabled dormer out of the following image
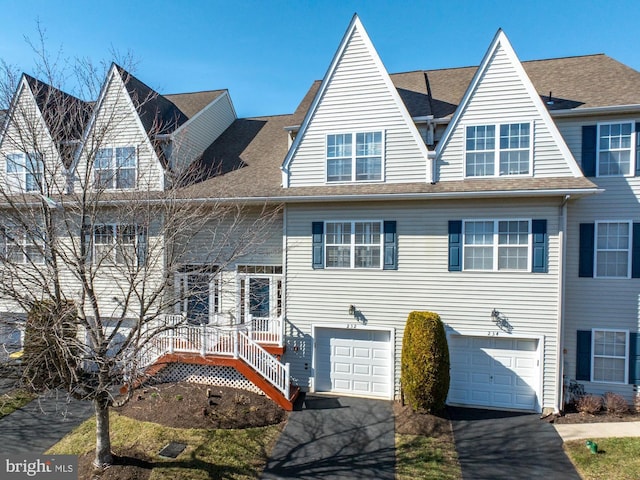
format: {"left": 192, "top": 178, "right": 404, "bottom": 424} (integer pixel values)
{"left": 75, "top": 64, "right": 181, "bottom": 192}
{"left": 281, "top": 14, "right": 431, "bottom": 188}
{"left": 0, "top": 74, "right": 89, "bottom": 196}
{"left": 436, "top": 30, "right": 582, "bottom": 182}
{"left": 75, "top": 64, "right": 236, "bottom": 192}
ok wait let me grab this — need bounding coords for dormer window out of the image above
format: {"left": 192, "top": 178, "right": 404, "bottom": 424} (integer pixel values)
{"left": 95, "top": 146, "right": 136, "bottom": 189}
{"left": 326, "top": 131, "right": 383, "bottom": 183}
{"left": 5, "top": 152, "right": 43, "bottom": 192}
{"left": 465, "top": 123, "right": 531, "bottom": 177}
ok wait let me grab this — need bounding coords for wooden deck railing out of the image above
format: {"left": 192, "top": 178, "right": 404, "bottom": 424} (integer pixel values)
{"left": 137, "top": 314, "right": 290, "bottom": 399}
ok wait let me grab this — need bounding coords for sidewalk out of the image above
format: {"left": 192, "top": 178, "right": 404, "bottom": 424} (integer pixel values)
{"left": 0, "top": 391, "right": 93, "bottom": 454}
{"left": 554, "top": 421, "right": 640, "bottom": 441}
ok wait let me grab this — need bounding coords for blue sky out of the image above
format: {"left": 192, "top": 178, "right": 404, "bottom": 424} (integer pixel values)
{"left": 1, "top": 0, "right": 639, "bottom": 117}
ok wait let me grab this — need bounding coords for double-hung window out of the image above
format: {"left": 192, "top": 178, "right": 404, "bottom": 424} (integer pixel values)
{"left": 465, "top": 123, "right": 531, "bottom": 177}
{"left": 325, "top": 221, "right": 382, "bottom": 268}
{"left": 93, "top": 224, "right": 145, "bottom": 266}
{"left": 95, "top": 147, "right": 136, "bottom": 189}
{"left": 598, "top": 122, "right": 633, "bottom": 176}
{"left": 1, "top": 225, "right": 44, "bottom": 264}
{"left": 327, "top": 131, "right": 383, "bottom": 182}
{"left": 595, "top": 221, "right": 631, "bottom": 278}
{"left": 592, "top": 329, "right": 628, "bottom": 384}
{"left": 463, "top": 220, "right": 530, "bottom": 271}
{"left": 5, "top": 152, "right": 43, "bottom": 192}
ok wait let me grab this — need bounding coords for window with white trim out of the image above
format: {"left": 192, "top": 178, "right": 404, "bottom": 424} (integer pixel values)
{"left": 0, "top": 225, "right": 44, "bottom": 264}
{"left": 592, "top": 329, "right": 628, "bottom": 383}
{"left": 465, "top": 123, "right": 531, "bottom": 177}
{"left": 175, "top": 266, "right": 219, "bottom": 324}
{"left": 463, "top": 220, "right": 530, "bottom": 271}
{"left": 95, "top": 146, "right": 136, "bottom": 189}
{"left": 93, "top": 224, "right": 145, "bottom": 266}
{"left": 325, "top": 221, "right": 382, "bottom": 268}
{"left": 5, "top": 152, "right": 43, "bottom": 192}
{"left": 597, "top": 122, "right": 633, "bottom": 176}
{"left": 595, "top": 221, "right": 631, "bottom": 278}
{"left": 327, "top": 131, "right": 382, "bottom": 182}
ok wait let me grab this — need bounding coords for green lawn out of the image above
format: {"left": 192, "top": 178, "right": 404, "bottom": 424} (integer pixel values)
{"left": 0, "top": 389, "right": 35, "bottom": 418}
{"left": 396, "top": 434, "right": 462, "bottom": 480}
{"left": 564, "top": 437, "right": 640, "bottom": 480}
{"left": 48, "top": 405, "right": 462, "bottom": 479}
{"left": 47, "top": 412, "right": 282, "bottom": 479}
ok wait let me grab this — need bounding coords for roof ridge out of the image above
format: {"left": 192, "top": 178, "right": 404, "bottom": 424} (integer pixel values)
{"left": 164, "top": 89, "right": 227, "bottom": 96}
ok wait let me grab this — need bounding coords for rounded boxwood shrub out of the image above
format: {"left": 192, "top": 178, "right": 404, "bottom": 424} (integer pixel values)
{"left": 23, "top": 300, "right": 79, "bottom": 391}
{"left": 401, "top": 311, "right": 450, "bottom": 413}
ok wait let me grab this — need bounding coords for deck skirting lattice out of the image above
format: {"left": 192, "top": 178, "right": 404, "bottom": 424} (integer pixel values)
{"left": 154, "top": 363, "right": 262, "bottom": 394}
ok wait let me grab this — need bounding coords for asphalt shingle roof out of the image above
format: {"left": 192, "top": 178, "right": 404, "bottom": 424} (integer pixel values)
{"left": 190, "top": 54, "right": 638, "bottom": 200}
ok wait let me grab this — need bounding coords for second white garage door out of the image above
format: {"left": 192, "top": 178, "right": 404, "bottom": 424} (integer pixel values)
{"left": 314, "top": 327, "right": 392, "bottom": 399}
{"left": 448, "top": 335, "right": 541, "bottom": 412}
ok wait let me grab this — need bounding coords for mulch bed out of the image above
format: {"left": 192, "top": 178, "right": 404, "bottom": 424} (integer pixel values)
{"left": 77, "top": 382, "right": 287, "bottom": 479}
{"left": 114, "top": 382, "right": 287, "bottom": 429}
{"left": 394, "top": 402, "right": 453, "bottom": 438}
{"left": 547, "top": 408, "right": 640, "bottom": 424}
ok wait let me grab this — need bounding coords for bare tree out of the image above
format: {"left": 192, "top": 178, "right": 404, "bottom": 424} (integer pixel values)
{"left": 0, "top": 36, "right": 280, "bottom": 468}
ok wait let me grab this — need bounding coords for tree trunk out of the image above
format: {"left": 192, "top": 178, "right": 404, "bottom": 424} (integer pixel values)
{"left": 93, "top": 396, "right": 113, "bottom": 467}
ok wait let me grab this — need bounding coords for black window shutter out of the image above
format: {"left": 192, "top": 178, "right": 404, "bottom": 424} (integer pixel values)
{"left": 581, "top": 125, "right": 597, "bottom": 176}
{"left": 629, "top": 332, "right": 640, "bottom": 385}
{"left": 448, "top": 220, "right": 462, "bottom": 272}
{"left": 312, "top": 222, "right": 324, "bottom": 269}
{"left": 576, "top": 330, "right": 592, "bottom": 381}
{"left": 579, "top": 223, "right": 595, "bottom": 278}
{"left": 531, "top": 219, "right": 548, "bottom": 273}
{"left": 632, "top": 223, "right": 640, "bottom": 279}
{"left": 383, "top": 220, "right": 397, "bottom": 270}
{"left": 636, "top": 123, "right": 640, "bottom": 176}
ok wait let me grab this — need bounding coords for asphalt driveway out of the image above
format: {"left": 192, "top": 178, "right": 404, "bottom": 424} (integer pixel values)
{"left": 0, "top": 390, "right": 93, "bottom": 454}
{"left": 449, "top": 407, "right": 581, "bottom": 480}
{"left": 261, "top": 394, "right": 395, "bottom": 480}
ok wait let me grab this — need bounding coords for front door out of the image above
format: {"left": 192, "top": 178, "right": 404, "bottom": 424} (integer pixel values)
{"left": 237, "top": 266, "right": 282, "bottom": 326}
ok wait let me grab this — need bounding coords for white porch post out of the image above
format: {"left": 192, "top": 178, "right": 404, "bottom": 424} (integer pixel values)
{"left": 233, "top": 329, "right": 239, "bottom": 359}
{"left": 284, "top": 362, "right": 290, "bottom": 398}
{"left": 200, "top": 323, "right": 206, "bottom": 356}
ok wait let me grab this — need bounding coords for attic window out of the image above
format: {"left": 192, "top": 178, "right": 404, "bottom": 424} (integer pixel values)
{"left": 326, "top": 131, "right": 383, "bottom": 183}
{"left": 95, "top": 146, "right": 136, "bottom": 189}
{"left": 465, "top": 123, "right": 531, "bottom": 177}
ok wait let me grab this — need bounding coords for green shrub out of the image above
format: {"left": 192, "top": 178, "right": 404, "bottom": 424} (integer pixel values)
{"left": 22, "top": 300, "right": 79, "bottom": 392}
{"left": 401, "top": 311, "right": 450, "bottom": 413}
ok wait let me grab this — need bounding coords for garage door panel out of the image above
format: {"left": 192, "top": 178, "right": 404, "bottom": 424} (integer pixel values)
{"left": 315, "top": 328, "right": 392, "bottom": 399}
{"left": 353, "top": 347, "right": 371, "bottom": 358}
{"left": 448, "top": 335, "right": 540, "bottom": 412}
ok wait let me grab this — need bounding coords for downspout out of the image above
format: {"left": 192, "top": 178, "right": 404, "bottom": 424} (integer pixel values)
{"left": 555, "top": 194, "right": 570, "bottom": 413}
{"left": 281, "top": 204, "right": 288, "bottom": 348}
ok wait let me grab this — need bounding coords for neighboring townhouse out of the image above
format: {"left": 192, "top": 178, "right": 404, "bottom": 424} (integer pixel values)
{"left": 1, "top": 15, "right": 639, "bottom": 414}
{"left": 191, "top": 15, "right": 640, "bottom": 413}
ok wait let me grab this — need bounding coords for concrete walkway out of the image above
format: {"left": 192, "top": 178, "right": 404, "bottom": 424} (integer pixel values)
{"left": 0, "top": 390, "right": 93, "bottom": 454}
{"left": 449, "top": 407, "right": 581, "bottom": 480}
{"left": 554, "top": 421, "right": 640, "bottom": 441}
{"left": 261, "top": 394, "right": 395, "bottom": 480}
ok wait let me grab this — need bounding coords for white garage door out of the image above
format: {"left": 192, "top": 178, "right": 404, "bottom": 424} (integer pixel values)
{"left": 314, "top": 327, "right": 392, "bottom": 399}
{"left": 448, "top": 336, "right": 540, "bottom": 411}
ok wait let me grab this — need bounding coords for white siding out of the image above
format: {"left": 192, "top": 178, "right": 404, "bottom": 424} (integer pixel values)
{"left": 171, "top": 93, "right": 236, "bottom": 172}
{"left": 438, "top": 41, "right": 576, "bottom": 181}
{"left": 74, "top": 73, "right": 163, "bottom": 192}
{"left": 0, "top": 84, "right": 67, "bottom": 195}
{"left": 559, "top": 114, "right": 640, "bottom": 402}
{"left": 288, "top": 27, "right": 428, "bottom": 187}
{"left": 283, "top": 198, "right": 564, "bottom": 410}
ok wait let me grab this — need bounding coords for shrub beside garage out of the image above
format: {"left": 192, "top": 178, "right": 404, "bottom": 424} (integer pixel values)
{"left": 401, "top": 311, "right": 450, "bottom": 413}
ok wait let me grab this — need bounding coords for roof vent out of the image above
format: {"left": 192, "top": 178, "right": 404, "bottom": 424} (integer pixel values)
{"left": 546, "top": 91, "right": 554, "bottom": 106}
